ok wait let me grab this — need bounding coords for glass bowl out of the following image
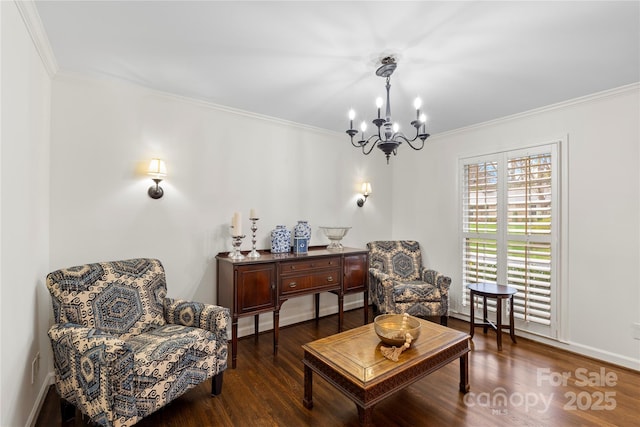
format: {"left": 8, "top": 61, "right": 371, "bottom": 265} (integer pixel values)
{"left": 374, "top": 314, "right": 421, "bottom": 347}
{"left": 319, "top": 226, "right": 351, "bottom": 250}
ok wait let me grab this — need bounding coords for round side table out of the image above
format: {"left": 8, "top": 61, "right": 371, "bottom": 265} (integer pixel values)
{"left": 467, "top": 282, "right": 517, "bottom": 351}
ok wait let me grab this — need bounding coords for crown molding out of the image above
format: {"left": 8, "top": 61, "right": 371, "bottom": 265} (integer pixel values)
{"left": 15, "top": 0, "right": 58, "bottom": 77}
{"left": 54, "top": 70, "right": 340, "bottom": 137}
{"left": 433, "top": 82, "right": 640, "bottom": 140}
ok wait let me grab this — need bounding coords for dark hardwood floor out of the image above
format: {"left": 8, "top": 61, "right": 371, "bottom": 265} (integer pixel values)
{"left": 36, "top": 307, "right": 639, "bottom": 426}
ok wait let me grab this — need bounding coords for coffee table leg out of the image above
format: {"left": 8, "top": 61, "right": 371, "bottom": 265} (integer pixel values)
{"left": 357, "top": 405, "right": 374, "bottom": 427}
{"left": 460, "top": 352, "right": 470, "bottom": 393}
{"left": 303, "top": 364, "right": 313, "bottom": 409}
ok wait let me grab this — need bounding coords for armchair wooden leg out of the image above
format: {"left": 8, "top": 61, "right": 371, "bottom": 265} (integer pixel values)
{"left": 211, "top": 372, "right": 224, "bottom": 396}
{"left": 60, "top": 398, "right": 75, "bottom": 422}
{"left": 440, "top": 315, "right": 448, "bottom": 326}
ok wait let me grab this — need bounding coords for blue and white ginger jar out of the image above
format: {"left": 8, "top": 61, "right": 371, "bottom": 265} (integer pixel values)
{"left": 294, "top": 220, "right": 311, "bottom": 239}
{"left": 270, "top": 225, "right": 291, "bottom": 253}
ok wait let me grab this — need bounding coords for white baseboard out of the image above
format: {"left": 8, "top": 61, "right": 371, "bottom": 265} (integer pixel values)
{"left": 450, "top": 314, "right": 640, "bottom": 372}
{"left": 27, "top": 372, "right": 55, "bottom": 427}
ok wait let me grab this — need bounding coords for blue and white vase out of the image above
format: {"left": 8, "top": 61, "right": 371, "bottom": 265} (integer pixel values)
{"left": 294, "top": 220, "right": 311, "bottom": 239}
{"left": 270, "top": 225, "right": 291, "bottom": 253}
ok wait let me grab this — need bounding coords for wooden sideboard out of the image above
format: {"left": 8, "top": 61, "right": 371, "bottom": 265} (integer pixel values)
{"left": 216, "top": 247, "right": 369, "bottom": 368}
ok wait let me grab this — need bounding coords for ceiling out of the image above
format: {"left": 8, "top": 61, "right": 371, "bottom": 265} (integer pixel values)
{"left": 34, "top": 1, "right": 640, "bottom": 135}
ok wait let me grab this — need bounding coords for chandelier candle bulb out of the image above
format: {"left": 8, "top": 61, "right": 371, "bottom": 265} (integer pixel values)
{"left": 414, "top": 97, "right": 422, "bottom": 119}
{"left": 249, "top": 208, "right": 257, "bottom": 219}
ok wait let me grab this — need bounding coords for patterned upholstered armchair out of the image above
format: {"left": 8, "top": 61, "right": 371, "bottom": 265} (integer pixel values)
{"left": 367, "top": 241, "right": 451, "bottom": 325}
{"left": 46, "top": 258, "right": 229, "bottom": 427}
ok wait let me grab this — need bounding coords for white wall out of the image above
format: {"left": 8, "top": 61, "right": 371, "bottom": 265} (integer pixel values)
{"left": 49, "top": 73, "right": 394, "bottom": 336}
{"left": 0, "top": 2, "right": 52, "bottom": 426}
{"left": 391, "top": 85, "right": 640, "bottom": 369}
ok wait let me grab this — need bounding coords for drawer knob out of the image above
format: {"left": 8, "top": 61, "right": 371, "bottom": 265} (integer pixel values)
{"left": 289, "top": 282, "right": 297, "bottom": 288}
{"left": 327, "top": 276, "right": 334, "bottom": 282}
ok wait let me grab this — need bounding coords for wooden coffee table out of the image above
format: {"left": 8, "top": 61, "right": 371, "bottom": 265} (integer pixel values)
{"left": 302, "top": 318, "right": 470, "bottom": 426}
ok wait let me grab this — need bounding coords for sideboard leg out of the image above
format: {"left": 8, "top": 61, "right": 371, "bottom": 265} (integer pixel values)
{"left": 231, "top": 319, "right": 238, "bottom": 369}
{"left": 273, "top": 310, "right": 280, "bottom": 355}
{"left": 338, "top": 294, "right": 344, "bottom": 332}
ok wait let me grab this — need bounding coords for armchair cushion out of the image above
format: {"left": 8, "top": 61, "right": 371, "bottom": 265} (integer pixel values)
{"left": 126, "top": 324, "right": 220, "bottom": 413}
{"left": 393, "top": 281, "right": 442, "bottom": 303}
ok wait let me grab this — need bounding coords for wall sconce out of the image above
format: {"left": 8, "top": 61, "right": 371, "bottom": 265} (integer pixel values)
{"left": 147, "top": 158, "right": 167, "bottom": 199}
{"left": 357, "top": 182, "right": 372, "bottom": 207}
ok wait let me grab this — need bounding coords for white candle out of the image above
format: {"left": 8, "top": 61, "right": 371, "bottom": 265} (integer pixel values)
{"left": 232, "top": 212, "right": 242, "bottom": 236}
{"left": 250, "top": 208, "right": 257, "bottom": 219}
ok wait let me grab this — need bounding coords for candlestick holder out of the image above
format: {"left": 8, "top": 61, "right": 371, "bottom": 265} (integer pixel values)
{"left": 247, "top": 217, "right": 260, "bottom": 258}
{"left": 229, "top": 234, "right": 246, "bottom": 260}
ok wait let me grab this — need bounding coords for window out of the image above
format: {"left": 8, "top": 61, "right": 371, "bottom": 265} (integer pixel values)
{"left": 461, "top": 143, "right": 558, "bottom": 338}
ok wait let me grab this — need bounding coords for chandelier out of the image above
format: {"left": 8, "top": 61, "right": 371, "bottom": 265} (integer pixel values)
{"left": 346, "top": 56, "right": 429, "bottom": 164}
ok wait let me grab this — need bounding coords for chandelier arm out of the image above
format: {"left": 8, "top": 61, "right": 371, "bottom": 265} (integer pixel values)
{"left": 361, "top": 135, "right": 381, "bottom": 155}
{"left": 393, "top": 133, "right": 426, "bottom": 151}
{"left": 406, "top": 138, "right": 426, "bottom": 151}
{"left": 350, "top": 135, "right": 363, "bottom": 148}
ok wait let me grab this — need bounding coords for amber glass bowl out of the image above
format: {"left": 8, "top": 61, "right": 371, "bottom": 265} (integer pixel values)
{"left": 374, "top": 314, "right": 421, "bottom": 347}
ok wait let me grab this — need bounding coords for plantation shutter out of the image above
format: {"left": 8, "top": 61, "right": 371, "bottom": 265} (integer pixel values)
{"left": 462, "top": 161, "right": 498, "bottom": 306}
{"left": 507, "top": 153, "right": 553, "bottom": 326}
{"left": 461, "top": 144, "right": 557, "bottom": 338}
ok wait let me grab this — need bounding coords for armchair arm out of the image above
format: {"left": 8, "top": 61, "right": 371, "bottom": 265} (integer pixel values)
{"left": 421, "top": 268, "right": 452, "bottom": 294}
{"left": 48, "top": 323, "right": 134, "bottom": 424}
{"left": 369, "top": 268, "right": 392, "bottom": 284}
{"left": 163, "top": 298, "right": 230, "bottom": 342}
{"left": 369, "top": 268, "right": 396, "bottom": 312}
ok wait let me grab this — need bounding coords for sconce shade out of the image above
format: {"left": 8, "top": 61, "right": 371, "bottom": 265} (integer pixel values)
{"left": 147, "top": 158, "right": 167, "bottom": 179}
{"left": 361, "top": 182, "right": 372, "bottom": 195}
{"left": 357, "top": 182, "right": 372, "bottom": 207}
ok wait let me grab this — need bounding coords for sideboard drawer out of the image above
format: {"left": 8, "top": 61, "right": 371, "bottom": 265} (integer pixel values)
{"left": 280, "top": 269, "right": 341, "bottom": 296}
{"left": 280, "top": 257, "right": 340, "bottom": 273}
